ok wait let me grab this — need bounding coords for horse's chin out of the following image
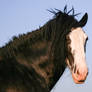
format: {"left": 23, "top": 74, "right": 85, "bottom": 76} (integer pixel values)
{"left": 72, "top": 72, "right": 86, "bottom": 84}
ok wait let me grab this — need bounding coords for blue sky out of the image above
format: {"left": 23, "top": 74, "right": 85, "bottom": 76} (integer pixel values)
{"left": 0, "top": 0, "right": 92, "bottom": 92}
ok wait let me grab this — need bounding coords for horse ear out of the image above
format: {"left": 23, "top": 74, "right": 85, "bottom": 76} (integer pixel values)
{"left": 78, "top": 13, "right": 88, "bottom": 27}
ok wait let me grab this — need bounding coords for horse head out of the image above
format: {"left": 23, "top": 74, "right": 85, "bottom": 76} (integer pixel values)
{"left": 66, "top": 13, "right": 88, "bottom": 84}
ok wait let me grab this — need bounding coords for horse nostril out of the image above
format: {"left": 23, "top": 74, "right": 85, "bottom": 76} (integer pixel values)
{"left": 77, "top": 70, "right": 80, "bottom": 75}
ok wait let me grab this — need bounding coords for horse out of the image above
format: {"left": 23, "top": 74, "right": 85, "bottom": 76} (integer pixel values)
{"left": 0, "top": 6, "right": 88, "bottom": 92}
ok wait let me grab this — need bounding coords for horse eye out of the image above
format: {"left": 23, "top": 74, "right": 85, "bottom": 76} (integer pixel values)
{"left": 86, "top": 37, "right": 88, "bottom": 41}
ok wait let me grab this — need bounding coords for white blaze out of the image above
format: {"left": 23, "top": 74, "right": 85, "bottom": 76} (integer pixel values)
{"left": 69, "top": 27, "right": 88, "bottom": 74}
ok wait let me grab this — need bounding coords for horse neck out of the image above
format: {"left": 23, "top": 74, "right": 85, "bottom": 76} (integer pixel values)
{"left": 14, "top": 27, "right": 66, "bottom": 90}
{"left": 29, "top": 28, "right": 66, "bottom": 90}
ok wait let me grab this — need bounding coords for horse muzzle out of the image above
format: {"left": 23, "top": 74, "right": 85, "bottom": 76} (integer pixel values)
{"left": 72, "top": 68, "right": 88, "bottom": 84}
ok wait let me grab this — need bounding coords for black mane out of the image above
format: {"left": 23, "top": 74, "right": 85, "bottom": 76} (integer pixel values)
{"left": 0, "top": 7, "right": 79, "bottom": 57}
